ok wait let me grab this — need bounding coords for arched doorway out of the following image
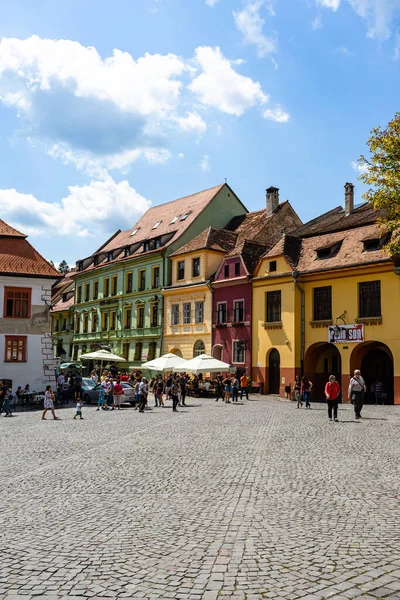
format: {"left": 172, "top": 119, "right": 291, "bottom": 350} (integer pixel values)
{"left": 268, "top": 348, "right": 280, "bottom": 394}
{"left": 170, "top": 348, "right": 183, "bottom": 358}
{"left": 193, "top": 340, "right": 205, "bottom": 357}
{"left": 304, "top": 343, "right": 342, "bottom": 402}
{"left": 212, "top": 345, "right": 223, "bottom": 361}
{"left": 350, "top": 341, "right": 394, "bottom": 404}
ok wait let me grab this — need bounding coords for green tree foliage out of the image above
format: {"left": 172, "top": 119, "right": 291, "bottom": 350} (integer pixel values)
{"left": 359, "top": 112, "right": 400, "bottom": 254}
{"left": 58, "top": 260, "right": 70, "bottom": 275}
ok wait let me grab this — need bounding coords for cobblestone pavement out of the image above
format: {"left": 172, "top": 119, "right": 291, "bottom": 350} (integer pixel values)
{"left": 1, "top": 398, "right": 400, "bottom": 600}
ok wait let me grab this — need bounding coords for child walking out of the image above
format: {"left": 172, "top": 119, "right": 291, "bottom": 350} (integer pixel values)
{"left": 73, "top": 399, "right": 84, "bottom": 420}
{"left": 97, "top": 387, "right": 105, "bottom": 411}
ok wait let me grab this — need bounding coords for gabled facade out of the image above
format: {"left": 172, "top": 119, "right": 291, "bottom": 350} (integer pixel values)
{"left": 162, "top": 228, "right": 239, "bottom": 359}
{"left": 72, "top": 184, "right": 247, "bottom": 369}
{"left": 0, "top": 220, "right": 60, "bottom": 390}
{"left": 211, "top": 187, "right": 302, "bottom": 376}
{"left": 252, "top": 183, "right": 400, "bottom": 404}
{"left": 50, "top": 271, "right": 76, "bottom": 361}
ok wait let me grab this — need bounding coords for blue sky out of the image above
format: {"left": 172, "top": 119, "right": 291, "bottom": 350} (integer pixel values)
{"left": 0, "top": 0, "right": 399, "bottom": 266}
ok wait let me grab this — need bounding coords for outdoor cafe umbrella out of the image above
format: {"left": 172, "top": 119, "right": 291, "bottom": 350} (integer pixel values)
{"left": 79, "top": 349, "right": 126, "bottom": 372}
{"left": 141, "top": 352, "right": 187, "bottom": 372}
{"left": 172, "top": 354, "right": 231, "bottom": 374}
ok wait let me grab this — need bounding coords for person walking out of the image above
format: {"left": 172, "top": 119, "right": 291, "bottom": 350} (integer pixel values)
{"left": 223, "top": 377, "right": 232, "bottom": 404}
{"left": 97, "top": 385, "right": 105, "bottom": 410}
{"left": 113, "top": 378, "right": 124, "bottom": 410}
{"left": 157, "top": 377, "right": 164, "bottom": 407}
{"left": 42, "top": 386, "right": 60, "bottom": 420}
{"left": 138, "top": 378, "right": 148, "bottom": 413}
{"left": 232, "top": 376, "right": 239, "bottom": 402}
{"left": 301, "top": 376, "right": 313, "bottom": 409}
{"left": 240, "top": 373, "right": 249, "bottom": 400}
{"left": 73, "top": 399, "right": 84, "bottom": 420}
{"left": 325, "top": 375, "right": 340, "bottom": 422}
{"left": 73, "top": 372, "right": 83, "bottom": 402}
{"left": 215, "top": 376, "right": 223, "bottom": 402}
{"left": 293, "top": 375, "right": 302, "bottom": 408}
{"left": 180, "top": 376, "right": 187, "bottom": 406}
{"left": 0, "top": 382, "right": 13, "bottom": 417}
{"left": 171, "top": 381, "right": 179, "bottom": 412}
{"left": 348, "top": 369, "right": 366, "bottom": 420}
{"left": 61, "top": 377, "right": 70, "bottom": 405}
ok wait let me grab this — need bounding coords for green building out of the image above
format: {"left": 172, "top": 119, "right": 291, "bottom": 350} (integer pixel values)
{"left": 70, "top": 184, "right": 247, "bottom": 370}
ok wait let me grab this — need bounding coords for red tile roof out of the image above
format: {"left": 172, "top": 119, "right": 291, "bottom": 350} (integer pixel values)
{"left": 0, "top": 237, "right": 60, "bottom": 278}
{"left": 0, "top": 219, "right": 27, "bottom": 238}
{"left": 170, "top": 227, "right": 238, "bottom": 256}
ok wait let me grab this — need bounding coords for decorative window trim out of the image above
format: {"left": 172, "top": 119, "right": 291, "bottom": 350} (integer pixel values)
{"left": 5, "top": 335, "right": 27, "bottom": 362}
{"left": 263, "top": 321, "right": 282, "bottom": 329}
{"left": 355, "top": 316, "right": 382, "bottom": 325}
{"left": 309, "top": 319, "right": 333, "bottom": 328}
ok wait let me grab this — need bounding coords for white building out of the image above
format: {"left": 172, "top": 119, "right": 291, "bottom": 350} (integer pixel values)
{"left": 0, "top": 220, "right": 60, "bottom": 392}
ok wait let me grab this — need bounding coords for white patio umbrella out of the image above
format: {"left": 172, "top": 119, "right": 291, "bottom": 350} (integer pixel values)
{"left": 80, "top": 349, "right": 126, "bottom": 372}
{"left": 173, "top": 354, "right": 231, "bottom": 374}
{"left": 141, "top": 352, "right": 187, "bottom": 372}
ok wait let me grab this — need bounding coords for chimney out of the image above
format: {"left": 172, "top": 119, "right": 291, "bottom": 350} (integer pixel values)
{"left": 344, "top": 182, "right": 354, "bottom": 216}
{"left": 266, "top": 186, "right": 279, "bottom": 216}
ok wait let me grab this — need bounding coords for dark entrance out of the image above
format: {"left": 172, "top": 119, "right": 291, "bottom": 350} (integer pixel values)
{"left": 304, "top": 343, "right": 342, "bottom": 403}
{"left": 268, "top": 348, "right": 280, "bottom": 394}
{"left": 361, "top": 346, "right": 393, "bottom": 404}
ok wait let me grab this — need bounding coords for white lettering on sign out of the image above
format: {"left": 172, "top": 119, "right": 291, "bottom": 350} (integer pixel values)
{"left": 328, "top": 324, "right": 364, "bottom": 344}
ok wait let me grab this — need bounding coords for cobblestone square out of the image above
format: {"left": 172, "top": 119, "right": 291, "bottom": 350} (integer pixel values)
{"left": 1, "top": 398, "right": 400, "bottom": 600}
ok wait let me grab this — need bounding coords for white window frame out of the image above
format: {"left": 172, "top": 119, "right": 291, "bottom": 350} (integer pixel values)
{"left": 217, "top": 301, "right": 227, "bottom": 324}
{"left": 183, "top": 303, "right": 191, "bottom": 325}
{"left": 232, "top": 340, "right": 245, "bottom": 364}
{"left": 171, "top": 304, "right": 180, "bottom": 326}
{"left": 233, "top": 299, "right": 245, "bottom": 322}
{"left": 195, "top": 301, "right": 204, "bottom": 324}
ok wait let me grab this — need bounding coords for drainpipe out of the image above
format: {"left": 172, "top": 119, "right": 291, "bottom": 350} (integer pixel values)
{"left": 159, "top": 249, "right": 166, "bottom": 357}
{"left": 292, "top": 270, "right": 305, "bottom": 376}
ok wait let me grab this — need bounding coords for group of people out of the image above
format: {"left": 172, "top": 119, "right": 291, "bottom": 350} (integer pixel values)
{"left": 291, "top": 370, "right": 367, "bottom": 421}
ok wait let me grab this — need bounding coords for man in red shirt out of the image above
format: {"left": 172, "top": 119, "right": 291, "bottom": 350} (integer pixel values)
{"left": 325, "top": 375, "right": 341, "bottom": 422}
{"left": 120, "top": 372, "right": 129, "bottom": 382}
{"left": 113, "top": 379, "right": 124, "bottom": 410}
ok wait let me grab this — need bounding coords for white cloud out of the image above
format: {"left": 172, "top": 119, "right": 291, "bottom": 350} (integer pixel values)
{"left": 200, "top": 155, "right": 211, "bottom": 171}
{"left": 0, "top": 177, "right": 150, "bottom": 238}
{"left": 263, "top": 106, "right": 290, "bottom": 122}
{"left": 233, "top": 1, "right": 277, "bottom": 57}
{"left": 178, "top": 152, "right": 185, "bottom": 159}
{"left": 205, "top": 0, "right": 220, "bottom": 5}
{"left": 189, "top": 46, "right": 268, "bottom": 116}
{"left": 351, "top": 160, "right": 369, "bottom": 174}
{"left": 175, "top": 111, "right": 207, "bottom": 133}
{"left": 316, "top": 0, "right": 400, "bottom": 40}
{"left": 312, "top": 14, "right": 323, "bottom": 29}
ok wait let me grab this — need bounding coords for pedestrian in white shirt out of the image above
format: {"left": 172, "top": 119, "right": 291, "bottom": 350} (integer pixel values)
{"left": 348, "top": 369, "right": 366, "bottom": 420}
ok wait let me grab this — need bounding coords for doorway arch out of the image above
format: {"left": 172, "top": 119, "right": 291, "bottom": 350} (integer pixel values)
{"left": 350, "top": 341, "right": 394, "bottom": 404}
{"left": 212, "top": 345, "right": 223, "bottom": 361}
{"left": 304, "top": 342, "right": 342, "bottom": 402}
{"left": 170, "top": 347, "right": 183, "bottom": 358}
{"left": 268, "top": 348, "right": 280, "bottom": 394}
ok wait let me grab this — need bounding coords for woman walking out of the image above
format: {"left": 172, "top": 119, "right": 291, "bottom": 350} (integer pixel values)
{"left": 325, "top": 375, "right": 340, "bottom": 421}
{"left": 42, "top": 386, "right": 60, "bottom": 420}
{"left": 293, "top": 375, "right": 302, "bottom": 408}
{"left": 301, "top": 376, "right": 313, "bottom": 409}
{"left": 232, "top": 376, "right": 239, "bottom": 402}
{"left": 223, "top": 377, "right": 232, "bottom": 404}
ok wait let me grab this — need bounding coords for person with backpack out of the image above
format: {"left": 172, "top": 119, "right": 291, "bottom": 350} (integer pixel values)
{"left": 325, "top": 375, "right": 340, "bottom": 422}
{"left": 348, "top": 369, "right": 366, "bottom": 420}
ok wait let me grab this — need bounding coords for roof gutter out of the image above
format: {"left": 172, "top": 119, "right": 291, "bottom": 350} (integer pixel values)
{"left": 292, "top": 270, "right": 305, "bottom": 375}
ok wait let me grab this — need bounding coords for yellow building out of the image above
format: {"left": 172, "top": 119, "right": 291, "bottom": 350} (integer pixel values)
{"left": 162, "top": 228, "right": 238, "bottom": 359}
{"left": 252, "top": 183, "right": 400, "bottom": 404}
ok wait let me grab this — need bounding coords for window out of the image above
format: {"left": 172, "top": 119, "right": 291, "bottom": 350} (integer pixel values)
{"left": 91, "top": 312, "right": 98, "bottom": 332}
{"left": 139, "top": 270, "right": 146, "bottom": 291}
{"left": 151, "top": 304, "right": 158, "bottom": 327}
{"left": 363, "top": 233, "right": 390, "bottom": 252}
{"left": 224, "top": 265, "right": 230, "bottom": 278}
{"left": 102, "top": 312, "right": 109, "bottom": 331}
{"left": 269, "top": 260, "right": 277, "bottom": 273}
{"left": 111, "top": 276, "right": 117, "bottom": 296}
{"left": 192, "top": 257, "right": 200, "bottom": 278}
{"left": 359, "top": 281, "right": 381, "bottom": 318}
{"left": 85, "top": 284, "right": 90, "bottom": 302}
{"left": 124, "top": 308, "right": 132, "bottom": 329}
{"left": 93, "top": 281, "right": 99, "bottom": 300}
{"left": 171, "top": 304, "right": 180, "bottom": 326}
{"left": 77, "top": 286, "right": 82, "bottom": 304}
{"left": 4, "top": 287, "right": 31, "bottom": 318}
{"left": 193, "top": 340, "right": 205, "bottom": 357}
{"left": 137, "top": 305, "right": 145, "bottom": 328}
{"left": 217, "top": 302, "right": 227, "bottom": 324}
{"left": 62, "top": 317, "right": 67, "bottom": 332}
{"left": 110, "top": 311, "right": 116, "bottom": 331}
{"left": 130, "top": 228, "right": 139, "bottom": 237}
{"left": 170, "top": 216, "right": 180, "bottom": 224}
{"left": 54, "top": 318, "right": 59, "bottom": 333}
{"left": 233, "top": 341, "right": 245, "bottom": 364}
{"left": 75, "top": 315, "right": 80, "bottom": 333}
{"left": 195, "top": 301, "right": 204, "bottom": 324}
{"left": 94, "top": 256, "right": 99, "bottom": 267}
{"left": 177, "top": 260, "right": 185, "bottom": 280}
{"left": 5, "top": 336, "right": 27, "bottom": 362}
{"left": 233, "top": 300, "right": 244, "bottom": 322}
{"left": 107, "top": 252, "right": 113, "bottom": 262}
{"left": 313, "top": 286, "right": 332, "bottom": 321}
{"left": 104, "top": 278, "right": 110, "bottom": 298}
{"left": 83, "top": 314, "right": 89, "bottom": 333}
{"left": 266, "top": 291, "right": 281, "bottom": 323}
{"left": 152, "top": 266, "right": 160, "bottom": 289}
{"left": 134, "top": 342, "right": 143, "bottom": 361}
{"left": 155, "top": 238, "right": 161, "bottom": 249}
{"left": 181, "top": 212, "right": 191, "bottom": 221}
{"left": 143, "top": 241, "right": 150, "bottom": 252}
{"left": 235, "top": 262, "right": 240, "bottom": 276}
{"left": 316, "top": 241, "right": 343, "bottom": 260}
{"left": 122, "top": 342, "right": 130, "bottom": 361}
{"left": 126, "top": 272, "right": 133, "bottom": 293}
{"left": 148, "top": 341, "right": 157, "bottom": 361}
{"left": 152, "top": 221, "right": 162, "bottom": 229}
{"left": 73, "top": 345, "right": 79, "bottom": 360}
{"left": 78, "top": 261, "right": 83, "bottom": 272}
{"left": 124, "top": 247, "right": 130, "bottom": 257}
{"left": 183, "top": 303, "right": 191, "bottom": 324}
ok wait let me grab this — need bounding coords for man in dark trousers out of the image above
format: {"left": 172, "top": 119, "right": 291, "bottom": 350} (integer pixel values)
{"left": 348, "top": 369, "right": 366, "bottom": 420}
{"left": 215, "top": 376, "right": 223, "bottom": 402}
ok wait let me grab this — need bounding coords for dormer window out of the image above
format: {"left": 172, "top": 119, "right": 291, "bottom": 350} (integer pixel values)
{"left": 152, "top": 221, "right": 162, "bottom": 229}
{"left": 124, "top": 247, "right": 130, "bottom": 257}
{"left": 144, "top": 241, "right": 150, "bottom": 252}
{"left": 180, "top": 212, "right": 191, "bottom": 221}
{"left": 316, "top": 241, "right": 343, "bottom": 260}
{"left": 130, "top": 228, "right": 139, "bottom": 237}
{"left": 78, "top": 261, "right": 83, "bottom": 272}
{"left": 93, "top": 256, "right": 99, "bottom": 266}
{"left": 107, "top": 252, "right": 113, "bottom": 262}
{"left": 170, "top": 216, "right": 180, "bottom": 224}
{"left": 363, "top": 233, "right": 390, "bottom": 252}
{"left": 155, "top": 238, "right": 161, "bottom": 249}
